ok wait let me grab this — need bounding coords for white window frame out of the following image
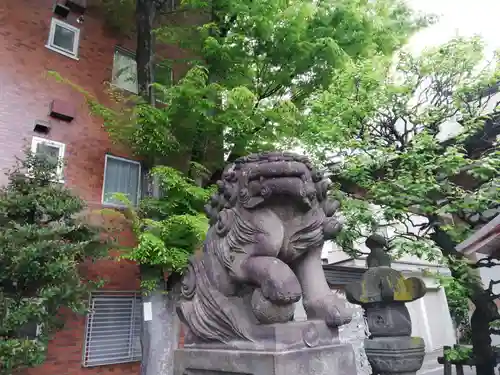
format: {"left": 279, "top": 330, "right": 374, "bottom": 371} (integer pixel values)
{"left": 111, "top": 47, "right": 138, "bottom": 94}
{"left": 46, "top": 18, "right": 80, "bottom": 60}
{"left": 101, "top": 154, "right": 142, "bottom": 207}
{"left": 30, "top": 136, "right": 66, "bottom": 183}
{"left": 82, "top": 291, "right": 142, "bottom": 367}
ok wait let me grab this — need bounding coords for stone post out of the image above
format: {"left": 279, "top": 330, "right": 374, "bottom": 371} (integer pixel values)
{"left": 345, "top": 234, "right": 427, "bottom": 375}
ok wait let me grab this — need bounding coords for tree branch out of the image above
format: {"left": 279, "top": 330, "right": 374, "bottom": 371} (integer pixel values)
{"left": 473, "top": 257, "right": 500, "bottom": 269}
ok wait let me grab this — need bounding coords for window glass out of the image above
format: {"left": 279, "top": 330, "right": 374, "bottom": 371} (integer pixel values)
{"left": 103, "top": 156, "right": 140, "bottom": 206}
{"left": 155, "top": 63, "right": 173, "bottom": 102}
{"left": 36, "top": 143, "right": 60, "bottom": 162}
{"left": 112, "top": 50, "right": 138, "bottom": 94}
{"left": 53, "top": 24, "right": 75, "bottom": 52}
{"left": 46, "top": 19, "right": 79, "bottom": 58}
{"left": 31, "top": 137, "right": 65, "bottom": 181}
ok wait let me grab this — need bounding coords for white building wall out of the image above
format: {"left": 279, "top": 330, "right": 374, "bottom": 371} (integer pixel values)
{"left": 406, "top": 287, "right": 457, "bottom": 352}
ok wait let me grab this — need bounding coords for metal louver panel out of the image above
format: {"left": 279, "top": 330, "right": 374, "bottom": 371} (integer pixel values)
{"left": 323, "top": 265, "right": 366, "bottom": 286}
{"left": 83, "top": 291, "right": 142, "bottom": 367}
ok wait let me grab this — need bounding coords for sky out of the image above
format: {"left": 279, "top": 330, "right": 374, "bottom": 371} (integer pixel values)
{"left": 405, "top": 0, "right": 500, "bottom": 140}
{"left": 407, "top": 0, "right": 500, "bottom": 55}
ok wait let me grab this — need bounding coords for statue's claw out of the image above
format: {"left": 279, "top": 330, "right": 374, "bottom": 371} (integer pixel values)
{"left": 304, "top": 293, "right": 353, "bottom": 327}
{"left": 241, "top": 256, "right": 302, "bottom": 305}
{"left": 324, "top": 305, "right": 353, "bottom": 327}
{"left": 261, "top": 272, "right": 302, "bottom": 305}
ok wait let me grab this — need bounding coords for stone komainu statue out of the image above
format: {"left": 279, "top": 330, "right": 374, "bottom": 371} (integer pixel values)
{"left": 177, "top": 152, "right": 352, "bottom": 345}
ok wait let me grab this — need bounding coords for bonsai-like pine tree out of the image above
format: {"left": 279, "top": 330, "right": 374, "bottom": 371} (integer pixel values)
{"left": 0, "top": 149, "right": 108, "bottom": 374}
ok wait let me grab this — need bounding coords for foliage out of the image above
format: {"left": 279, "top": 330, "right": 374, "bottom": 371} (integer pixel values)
{"left": 94, "top": 0, "right": 430, "bottom": 170}
{"left": 116, "top": 166, "right": 211, "bottom": 281}
{"left": 302, "top": 36, "right": 499, "bottom": 370}
{"left": 303, "top": 36, "right": 499, "bottom": 254}
{"left": 434, "top": 270, "right": 471, "bottom": 328}
{"left": 74, "top": 0, "right": 430, "bottom": 280}
{"left": 444, "top": 345, "right": 473, "bottom": 362}
{"left": 0, "top": 150, "right": 108, "bottom": 374}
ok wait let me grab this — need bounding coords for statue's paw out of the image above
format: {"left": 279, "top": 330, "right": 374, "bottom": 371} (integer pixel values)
{"left": 323, "top": 304, "right": 353, "bottom": 328}
{"left": 261, "top": 274, "right": 302, "bottom": 305}
{"left": 323, "top": 216, "right": 342, "bottom": 240}
{"left": 304, "top": 294, "right": 353, "bottom": 327}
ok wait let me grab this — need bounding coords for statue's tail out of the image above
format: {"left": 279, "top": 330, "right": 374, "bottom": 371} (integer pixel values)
{"left": 177, "top": 257, "right": 253, "bottom": 344}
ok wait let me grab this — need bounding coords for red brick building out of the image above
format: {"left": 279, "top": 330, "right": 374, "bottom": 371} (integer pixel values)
{"left": 0, "top": 0, "right": 177, "bottom": 374}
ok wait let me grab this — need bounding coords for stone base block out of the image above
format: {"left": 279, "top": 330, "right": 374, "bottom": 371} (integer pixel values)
{"left": 174, "top": 342, "right": 357, "bottom": 375}
{"left": 364, "top": 336, "right": 426, "bottom": 375}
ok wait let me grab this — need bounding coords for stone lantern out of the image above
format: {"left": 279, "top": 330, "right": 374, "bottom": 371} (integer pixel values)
{"left": 345, "top": 234, "right": 427, "bottom": 375}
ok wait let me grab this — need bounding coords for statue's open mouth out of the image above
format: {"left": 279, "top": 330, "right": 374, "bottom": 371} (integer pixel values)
{"left": 239, "top": 161, "right": 317, "bottom": 210}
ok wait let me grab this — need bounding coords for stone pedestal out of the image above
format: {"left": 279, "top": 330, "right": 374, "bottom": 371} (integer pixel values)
{"left": 174, "top": 321, "right": 357, "bottom": 375}
{"left": 174, "top": 343, "right": 356, "bottom": 375}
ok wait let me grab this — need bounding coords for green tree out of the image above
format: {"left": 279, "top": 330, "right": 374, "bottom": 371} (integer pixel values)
{"left": 118, "top": 165, "right": 211, "bottom": 277}
{"left": 99, "top": 0, "right": 431, "bottom": 172}
{"left": 76, "top": 1, "right": 429, "bottom": 374}
{"left": 301, "top": 37, "right": 499, "bottom": 374}
{"left": 104, "top": 166, "right": 212, "bottom": 375}
{"left": 0, "top": 150, "right": 108, "bottom": 375}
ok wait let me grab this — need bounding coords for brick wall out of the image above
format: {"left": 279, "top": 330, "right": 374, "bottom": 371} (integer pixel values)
{"left": 0, "top": 0, "right": 194, "bottom": 373}
{"left": 0, "top": 0, "right": 134, "bottom": 198}
{"left": 0, "top": 1, "right": 143, "bottom": 374}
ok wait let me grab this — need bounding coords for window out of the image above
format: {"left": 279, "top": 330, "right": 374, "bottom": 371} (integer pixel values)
{"left": 102, "top": 155, "right": 141, "bottom": 206}
{"left": 31, "top": 136, "right": 65, "bottom": 182}
{"left": 83, "top": 291, "right": 142, "bottom": 367}
{"left": 46, "top": 18, "right": 80, "bottom": 59}
{"left": 111, "top": 46, "right": 174, "bottom": 97}
{"left": 111, "top": 47, "right": 138, "bottom": 94}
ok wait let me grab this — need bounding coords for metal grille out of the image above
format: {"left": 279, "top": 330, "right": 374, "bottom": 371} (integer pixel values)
{"left": 82, "top": 291, "right": 142, "bottom": 367}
